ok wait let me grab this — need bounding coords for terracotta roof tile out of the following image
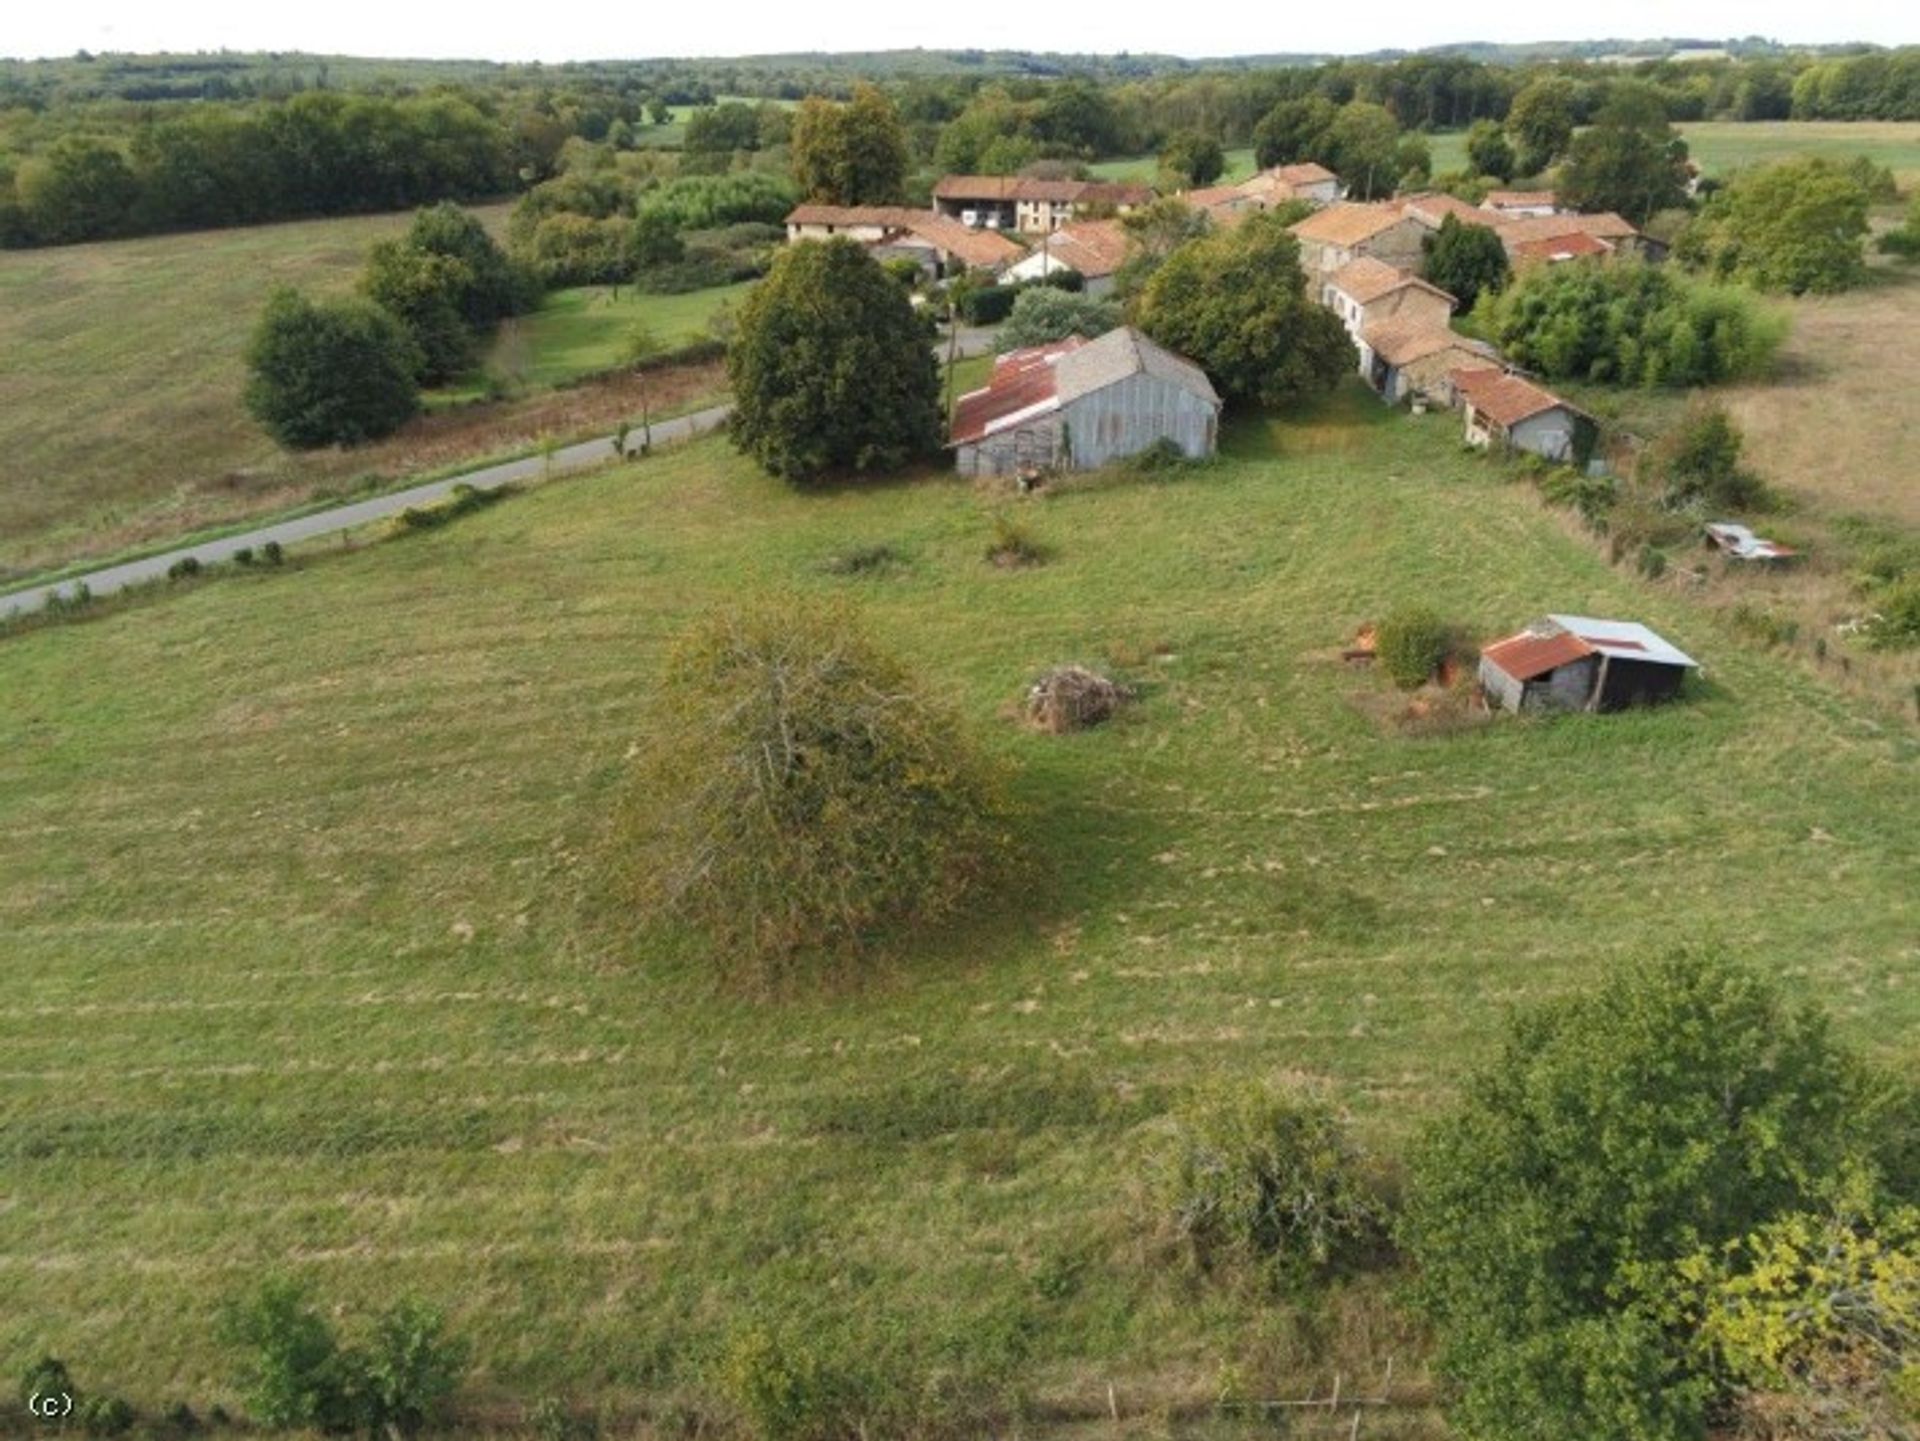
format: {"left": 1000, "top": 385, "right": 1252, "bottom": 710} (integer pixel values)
{"left": 1361, "top": 318, "right": 1482, "bottom": 367}
{"left": 1265, "top": 162, "right": 1337, "bottom": 186}
{"left": 1451, "top": 368, "right": 1578, "bottom": 428}
{"left": 1510, "top": 230, "right": 1613, "bottom": 263}
{"left": 1328, "top": 256, "right": 1457, "bottom": 309}
{"left": 1483, "top": 189, "right": 1557, "bottom": 209}
{"left": 1290, "top": 202, "right": 1418, "bottom": 247}
{"left": 1028, "top": 219, "right": 1129, "bottom": 277}
{"left": 1395, "top": 192, "right": 1498, "bottom": 230}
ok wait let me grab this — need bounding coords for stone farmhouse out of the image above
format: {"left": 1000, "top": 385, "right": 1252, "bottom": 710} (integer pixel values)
{"left": 1289, "top": 203, "right": 1429, "bottom": 275}
{"left": 999, "top": 219, "right": 1130, "bottom": 296}
{"left": 783, "top": 206, "right": 1023, "bottom": 279}
{"left": 931, "top": 176, "right": 1154, "bottom": 234}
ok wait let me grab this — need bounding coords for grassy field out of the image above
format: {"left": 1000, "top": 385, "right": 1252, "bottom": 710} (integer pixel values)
{"left": 483, "top": 281, "right": 757, "bottom": 391}
{"left": 0, "top": 211, "right": 743, "bottom": 583}
{"left": 1425, "top": 119, "right": 1920, "bottom": 185}
{"left": 3, "top": 384, "right": 1913, "bottom": 1432}
{"left": 1089, "top": 146, "right": 1258, "bottom": 185}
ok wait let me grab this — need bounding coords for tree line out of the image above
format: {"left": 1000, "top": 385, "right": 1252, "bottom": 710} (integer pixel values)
{"left": 5, "top": 47, "right": 1917, "bottom": 250}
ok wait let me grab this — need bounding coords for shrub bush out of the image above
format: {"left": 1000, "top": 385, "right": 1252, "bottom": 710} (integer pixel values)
{"left": 619, "top": 600, "right": 1012, "bottom": 981}
{"left": 1479, "top": 257, "right": 1786, "bottom": 388}
{"left": 19, "top": 1354, "right": 74, "bottom": 1415}
{"left": 219, "top": 1278, "right": 356, "bottom": 1432}
{"left": 715, "top": 1327, "right": 858, "bottom": 1441}
{"left": 167, "top": 556, "right": 202, "bottom": 581}
{"left": 1401, "top": 952, "right": 1909, "bottom": 1441}
{"left": 955, "top": 284, "right": 1018, "bottom": 326}
{"left": 220, "top": 1279, "right": 467, "bottom": 1437}
{"left": 984, "top": 512, "right": 1050, "bottom": 567}
{"left": 1155, "top": 1083, "right": 1383, "bottom": 1287}
{"left": 1862, "top": 575, "right": 1920, "bottom": 651}
{"left": 1375, "top": 606, "right": 1453, "bottom": 689}
{"left": 357, "top": 1298, "right": 468, "bottom": 1437}
{"left": 995, "top": 287, "right": 1122, "bottom": 352}
{"left": 78, "top": 1395, "right": 136, "bottom": 1436}
{"left": 261, "top": 540, "right": 285, "bottom": 565}
{"left": 244, "top": 288, "right": 421, "bottom": 449}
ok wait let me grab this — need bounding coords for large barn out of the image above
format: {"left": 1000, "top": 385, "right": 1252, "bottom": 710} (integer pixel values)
{"left": 949, "top": 327, "right": 1221, "bottom": 479}
{"left": 1479, "top": 615, "right": 1699, "bottom": 714}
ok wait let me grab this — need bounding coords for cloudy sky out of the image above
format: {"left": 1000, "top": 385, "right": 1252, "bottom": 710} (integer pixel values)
{"left": 6, "top": 0, "right": 1912, "bottom": 62}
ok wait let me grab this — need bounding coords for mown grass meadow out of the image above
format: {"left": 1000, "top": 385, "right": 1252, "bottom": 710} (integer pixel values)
{"left": 3, "top": 383, "right": 1913, "bottom": 1431}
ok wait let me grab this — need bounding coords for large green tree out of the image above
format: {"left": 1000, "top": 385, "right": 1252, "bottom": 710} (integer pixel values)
{"left": 1160, "top": 130, "right": 1225, "bottom": 188}
{"left": 1421, "top": 213, "right": 1510, "bottom": 312}
{"left": 359, "top": 243, "right": 477, "bottom": 384}
{"left": 1677, "top": 157, "right": 1873, "bottom": 295}
{"left": 1320, "top": 101, "right": 1402, "bottom": 200}
{"left": 1558, "top": 85, "right": 1691, "bottom": 224}
{"left": 1402, "top": 952, "right": 1913, "bottom": 1441}
{"left": 244, "top": 289, "right": 422, "bottom": 449}
{"left": 1134, "top": 212, "right": 1354, "bottom": 409}
{"left": 1465, "top": 119, "right": 1515, "bottom": 182}
{"left": 1251, "top": 96, "right": 1337, "bottom": 170}
{"left": 791, "top": 84, "right": 909, "bottom": 206}
{"left": 726, "top": 239, "right": 940, "bottom": 482}
{"left": 1505, "top": 77, "right": 1577, "bottom": 177}
{"left": 995, "top": 288, "right": 1123, "bottom": 352}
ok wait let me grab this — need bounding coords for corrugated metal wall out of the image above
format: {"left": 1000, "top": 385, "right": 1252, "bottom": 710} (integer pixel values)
{"left": 957, "top": 374, "right": 1218, "bottom": 478}
{"left": 1058, "top": 374, "right": 1218, "bottom": 470}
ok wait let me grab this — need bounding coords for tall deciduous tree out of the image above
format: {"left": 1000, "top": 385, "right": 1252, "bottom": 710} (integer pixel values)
{"left": 1160, "top": 130, "right": 1225, "bottom": 188}
{"left": 1321, "top": 102, "right": 1402, "bottom": 200}
{"left": 1251, "top": 96, "right": 1337, "bottom": 170}
{"left": 1421, "top": 213, "right": 1510, "bottom": 312}
{"left": 1558, "top": 85, "right": 1691, "bottom": 224}
{"left": 244, "top": 288, "right": 421, "bottom": 449}
{"left": 1135, "top": 212, "right": 1354, "bottom": 409}
{"left": 1676, "top": 157, "right": 1872, "bottom": 295}
{"left": 726, "top": 239, "right": 940, "bottom": 482}
{"left": 790, "top": 84, "right": 909, "bottom": 206}
{"left": 1505, "top": 77, "right": 1576, "bottom": 177}
{"left": 1465, "top": 119, "right": 1516, "bottom": 182}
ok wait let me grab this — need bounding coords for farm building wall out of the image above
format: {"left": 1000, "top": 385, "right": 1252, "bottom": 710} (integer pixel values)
{"left": 1595, "top": 658, "right": 1688, "bottom": 711}
{"left": 1479, "top": 655, "right": 1600, "bottom": 713}
{"left": 1058, "top": 373, "right": 1219, "bottom": 470}
{"left": 1527, "top": 657, "right": 1601, "bottom": 711}
{"left": 955, "top": 373, "right": 1219, "bottom": 478}
{"left": 1509, "top": 408, "right": 1578, "bottom": 462}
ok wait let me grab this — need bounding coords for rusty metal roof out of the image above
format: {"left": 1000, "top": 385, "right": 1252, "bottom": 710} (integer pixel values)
{"left": 948, "top": 338, "right": 1084, "bottom": 447}
{"left": 1481, "top": 628, "right": 1597, "bottom": 682}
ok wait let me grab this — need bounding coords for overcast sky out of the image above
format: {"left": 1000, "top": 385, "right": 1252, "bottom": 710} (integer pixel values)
{"left": 6, "top": 0, "right": 1913, "bottom": 64}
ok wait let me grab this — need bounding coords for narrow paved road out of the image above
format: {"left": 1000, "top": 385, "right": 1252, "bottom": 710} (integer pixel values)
{"left": 1, "top": 327, "right": 999, "bottom": 622}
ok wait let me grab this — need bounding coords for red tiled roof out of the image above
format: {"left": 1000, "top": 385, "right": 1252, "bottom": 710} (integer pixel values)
{"left": 1328, "top": 255, "right": 1456, "bottom": 308}
{"left": 948, "top": 339, "right": 1085, "bottom": 447}
{"left": 1291, "top": 203, "right": 1417, "bottom": 247}
{"left": 1451, "top": 368, "right": 1576, "bottom": 428}
{"left": 1510, "top": 230, "right": 1612, "bottom": 263}
{"left": 787, "top": 204, "right": 926, "bottom": 228}
{"left": 931, "top": 175, "right": 1152, "bottom": 206}
{"left": 1395, "top": 192, "right": 1497, "bottom": 230}
{"left": 785, "top": 206, "right": 1021, "bottom": 268}
{"left": 1500, "top": 212, "right": 1640, "bottom": 245}
{"left": 1483, "top": 189, "right": 1557, "bottom": 209}
{"left": 1361, "top": 318, "right": 1480, "bottom": 367}
{"left": 1265, "top": 162, "right": 1337, "bottom": 186}
{"left": 1029, "top": 219, "right": 1129, "bottom": 277}
{"left": 1481, "top": 628, "right": 1596, "bottom": 682}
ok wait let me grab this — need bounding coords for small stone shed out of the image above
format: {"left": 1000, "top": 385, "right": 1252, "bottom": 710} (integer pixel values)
{"left": 949, "top": 327, "right": 1221, "bottom": 478}
{"left": 1479, "top": 615, "right": 1699, "bottom": 714}
{"left": 1452, "top": 368, "right": 1596, "bottom": 464}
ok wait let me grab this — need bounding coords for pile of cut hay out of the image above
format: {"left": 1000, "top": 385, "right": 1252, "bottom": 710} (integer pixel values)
{"left": 1025, "top": 665, "right": 1133, "bottom": 734}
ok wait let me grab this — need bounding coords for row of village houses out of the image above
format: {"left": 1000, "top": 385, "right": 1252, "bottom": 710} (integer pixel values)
{"left": 785, "top": 164, "right": 1633, "bottom": 469}
{"left": 786, "top": 168, "right": 1715, "bottom": 716}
